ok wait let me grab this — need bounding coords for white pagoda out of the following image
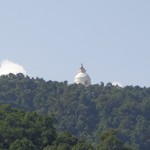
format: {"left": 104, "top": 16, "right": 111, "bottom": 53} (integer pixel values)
{"left": 74, "top": 64, "right": 91, "bottom": 86}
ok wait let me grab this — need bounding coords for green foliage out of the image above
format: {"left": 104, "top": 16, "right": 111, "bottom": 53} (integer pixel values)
{"left": 9, "top": 138, "right": 36, "bottom": 150}
{"left": 0, "top": 104, "right": 56, "bottom": 150}
{"left": 0, "top": 104, "right": 93, "bottom": 149}
{"left": 46, "top": 131, "right": 94, "bottom": 150}
{"left": 1, "top": 73, "right": 150, "bottom": 149}
{"left": 97, "top": 129, "right": 131, "bottom": 150}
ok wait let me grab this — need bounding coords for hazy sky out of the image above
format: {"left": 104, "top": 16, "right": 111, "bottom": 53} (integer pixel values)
{"left": 0, "top": 0, "right": 150, "bottom": 87}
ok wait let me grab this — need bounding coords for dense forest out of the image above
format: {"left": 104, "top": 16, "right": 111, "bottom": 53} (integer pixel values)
{"left": 0, "top": 73, "right": 150, "bottom": 149}
{"left": 0, "top": 104, "right": 94, "bottom": 150}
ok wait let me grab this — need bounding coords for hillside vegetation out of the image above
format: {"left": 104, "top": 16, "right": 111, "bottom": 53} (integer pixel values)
{"left": 0, "top": 104, "right": 94, "bottom": 150}
{"left": 0, "top": 73, "right": 150, "bottom": 149}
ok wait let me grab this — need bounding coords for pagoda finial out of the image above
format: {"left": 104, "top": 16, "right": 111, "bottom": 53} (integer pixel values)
{"left": 80, "top": 63, "right": 86, "bottom": 73}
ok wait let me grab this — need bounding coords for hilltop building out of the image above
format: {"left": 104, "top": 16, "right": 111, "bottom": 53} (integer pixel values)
{"left": 74, "top": 64, "right": 91, "bottom": 86}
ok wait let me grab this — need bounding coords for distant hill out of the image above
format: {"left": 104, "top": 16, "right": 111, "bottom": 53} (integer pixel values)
{"left": 0, "top": 73, "right": 150, "bottom": 149}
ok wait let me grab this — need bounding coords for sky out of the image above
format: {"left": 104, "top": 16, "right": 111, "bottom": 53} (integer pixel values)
{"left": 0, "top": 0, "right": 150, "bottom": 87}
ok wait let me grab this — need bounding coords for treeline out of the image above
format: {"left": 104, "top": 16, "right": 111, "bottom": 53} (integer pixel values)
{"left": 0, "top": 73, "right": 150, "bottom": 149}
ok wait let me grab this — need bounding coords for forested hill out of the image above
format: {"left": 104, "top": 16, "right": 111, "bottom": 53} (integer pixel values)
{"left": 0, "top": 73, "right": 150, "bottom": 149}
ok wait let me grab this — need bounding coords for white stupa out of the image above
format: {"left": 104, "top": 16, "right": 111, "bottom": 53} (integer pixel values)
{"left": 74, "top": 64, "right": 91, "bottom": 86}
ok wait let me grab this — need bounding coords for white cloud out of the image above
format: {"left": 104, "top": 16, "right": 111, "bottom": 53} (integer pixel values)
{"left": 0, "top": 59, "right": 26, "bottom": 76}
{"left": 112, "top": 81, "right": 124, "bottom": 87}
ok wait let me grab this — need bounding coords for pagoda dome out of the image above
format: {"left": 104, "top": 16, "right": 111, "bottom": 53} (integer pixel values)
{"left": 74, "top": 64, "right": 91, "bottom": 86}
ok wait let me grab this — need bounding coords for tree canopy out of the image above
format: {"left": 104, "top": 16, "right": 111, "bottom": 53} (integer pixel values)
{"left": 0, "top": 73, "right": 150, "bottom": 149}
{"left": 0, "top": 104, "right": 92, "bottom": 150}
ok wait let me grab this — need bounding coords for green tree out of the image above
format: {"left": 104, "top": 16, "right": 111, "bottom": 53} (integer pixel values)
{"left": 97, "top": 129, "right": 130, "bottom": 150}
{"left": 9, "top": 138, "right": 36, "bottom": 150}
